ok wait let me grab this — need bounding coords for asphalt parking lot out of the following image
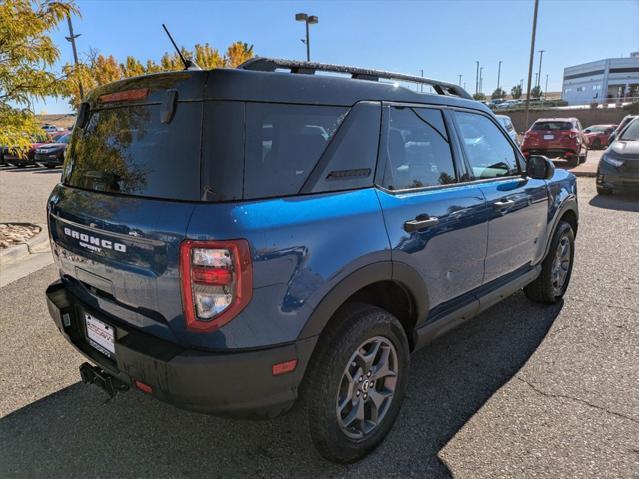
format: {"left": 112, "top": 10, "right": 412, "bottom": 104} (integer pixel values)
{"left": 0, "top": 162, "right": 637, "bottom": 478}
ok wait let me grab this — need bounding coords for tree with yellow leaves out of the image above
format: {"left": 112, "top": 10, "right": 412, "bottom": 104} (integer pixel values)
{"left": 0, "top": 0, "right": 77, "bottom": 151}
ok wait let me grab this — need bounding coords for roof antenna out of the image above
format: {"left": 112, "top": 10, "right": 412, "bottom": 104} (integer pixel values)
{"left": 162, "top": 23, "right": 200, "bottom": 70}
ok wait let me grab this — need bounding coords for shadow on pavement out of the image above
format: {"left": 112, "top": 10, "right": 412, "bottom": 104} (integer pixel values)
{"left": 0, "top": 292, "right": 562, "bottom": 477}
{"left": 589, "top": 191, "right": 639, "bottom": 212}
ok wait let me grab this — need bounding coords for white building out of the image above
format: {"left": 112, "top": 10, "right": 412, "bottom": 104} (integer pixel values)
{"left": 562, "top": 53, "right": 639, "bottom": 105}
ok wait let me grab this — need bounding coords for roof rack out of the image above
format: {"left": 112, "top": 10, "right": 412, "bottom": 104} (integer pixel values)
{"left": 238, "top": 57, "right": 473, "bottom": 100}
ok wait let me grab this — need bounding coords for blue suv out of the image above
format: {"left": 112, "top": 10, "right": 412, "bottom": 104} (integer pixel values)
{"left": 46, "top": 58, "right": 578, "bottom": 463}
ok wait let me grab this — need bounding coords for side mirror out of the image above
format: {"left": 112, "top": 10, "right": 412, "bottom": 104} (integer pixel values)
{"left": 526, "top": 155, "right": 555, "bottom": 180}
{"left": 584, "top": 129, "right": 591, "bottom": 133}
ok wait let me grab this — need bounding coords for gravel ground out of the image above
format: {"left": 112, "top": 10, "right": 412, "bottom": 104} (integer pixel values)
{"left": 0, "top": 168, "right": 637, "bottom": 478}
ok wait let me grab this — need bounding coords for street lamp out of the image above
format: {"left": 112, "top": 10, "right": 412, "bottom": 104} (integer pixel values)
{"left": 497, "top": 60, "right": 503, "bottom": 91}
{"left": 295, "top": 13, "right": 318, "bottom": 61}
{"left": 537, "top": 49, "right": 545, "bottom": 88}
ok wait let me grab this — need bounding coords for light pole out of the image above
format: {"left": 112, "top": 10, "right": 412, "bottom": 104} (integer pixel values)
{"left": 479, "top": 67, "right": 484, "bottom": 94}
{"left": 475, "top": 61, "right": 480, "bottom": 95}
{"left": 525, "top": 0, "right": 540, "bottom": 129}
{"left": 537, "top": 49, "right": 545, "bottom": 88}
{"left": 65, "top": 14, "right": 84, "bottom": 99}
{"left": 295, "top": 13, "right": 318, "bottom": 62}
{"left": 458, "top": 74, "right": 463, "bottom": 86}
{"left": 544, "top": 73, "right": 549, "bottom": 99}
{"left": 497, "top": 60, "right": 502, "bottom": 91}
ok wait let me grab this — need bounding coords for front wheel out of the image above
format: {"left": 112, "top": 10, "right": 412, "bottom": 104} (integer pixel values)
{"left": 301, "top": 303, "right": 410, "bottom": 463}
{"left": 524, "top": 221, "right": 575, "bottom": 304}
{"left": 597, "top": 186, "right": 612, "bottom": 195}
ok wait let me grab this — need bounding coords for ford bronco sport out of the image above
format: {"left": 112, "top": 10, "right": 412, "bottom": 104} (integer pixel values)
{"left": 46, "top": 58, "right": 578, "bottom": 463}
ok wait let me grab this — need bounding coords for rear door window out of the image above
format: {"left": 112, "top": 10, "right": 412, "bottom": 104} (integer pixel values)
{"left": 382, "top": 107, "right": 457, "bottom": 190}
{"left": 244, "top": 103, "right": 348, "bottom": 199}
{"left": 63, "top": 103, "right": 202, "bottom": 200}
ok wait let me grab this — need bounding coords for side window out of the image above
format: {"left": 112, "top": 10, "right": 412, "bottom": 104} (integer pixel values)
{"left": 244, "top": 103, "right": 348, "bottom": 199}
{"left": 455, "top": 111, "right": 519, "bottom": 179}
{"left": 382, "top": 107, "right": 457, "bottom": 190}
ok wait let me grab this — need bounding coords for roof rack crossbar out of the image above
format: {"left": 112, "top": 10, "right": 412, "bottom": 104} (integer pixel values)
{"left": 238, "top": 57, "right": 473, "bottom": 100}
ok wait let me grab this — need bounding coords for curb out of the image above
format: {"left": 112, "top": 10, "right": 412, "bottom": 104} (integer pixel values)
{"left": 572, "top": 170, "right": 597, "bottom": 178}
{"left": 0, "top": 227, "right": 50, "bottom": 263}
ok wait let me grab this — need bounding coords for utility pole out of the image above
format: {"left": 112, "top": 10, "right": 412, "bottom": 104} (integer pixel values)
{"left": 65, "top": 14, "right": 84, "bottom": 99}
{"left": 475, "top": 61, "right": 480, "bottom": 95}
{"left": 525, "top": 0, "right": 540, "bottom": 129}
{"left": 479, "top": 67, "right": 484, "bottom": 93}
{"left": 544, "top": 73, "right": 549, "bottom": 99}
{"left": 458, "top": 74, "right": 463, "bottom": 86}
{"left": 537, "top": 49, "right": 545, "bottom": 88}
{"left": 497, "top": 60, "right": 502, "bottom": 91}
{"left": 421, "top": 69, "right": 424, "bottom": 92}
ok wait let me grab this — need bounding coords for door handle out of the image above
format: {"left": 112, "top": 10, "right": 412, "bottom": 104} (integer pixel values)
{"left": 404, "top": 216, "right": 439, "bottom": 232}
{"left": 493, "top": 199, "right": 515, "bottom": 209}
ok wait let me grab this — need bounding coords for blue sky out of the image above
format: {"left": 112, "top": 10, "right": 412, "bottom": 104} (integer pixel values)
{"left": 38, "top": 0, "right": 639, "bottom": 113}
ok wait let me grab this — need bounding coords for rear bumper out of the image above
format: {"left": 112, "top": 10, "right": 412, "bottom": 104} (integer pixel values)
{"left": 46, "top": 280, "right": 317, "bottom": 418}
{"left": 522, "top": 147, "right": 578, "bottom": 158}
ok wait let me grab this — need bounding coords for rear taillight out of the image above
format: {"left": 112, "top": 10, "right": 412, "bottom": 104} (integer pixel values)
{"left": 179, "top": 240, "right": 252, "bottom": 333}
{"left": 569, "top": 129, "right": 579, "bottom": 139}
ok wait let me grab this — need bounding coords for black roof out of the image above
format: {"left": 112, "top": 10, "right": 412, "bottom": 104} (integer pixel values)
{"left": 85, "top": 58, "right": 489, "bottom": 114}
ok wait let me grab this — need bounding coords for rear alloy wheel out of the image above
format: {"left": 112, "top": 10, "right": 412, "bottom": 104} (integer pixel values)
{"left": 302, "top": 303, "right": 409, "bottom": 463}
{"left": 336, "top": 336, "right": 398, "bottom": 440}
{"left": 592, "top": 139, "right": 601, "bottom": 150}
{"left": 524, "top": 220, "right": 575, "bottom": 303}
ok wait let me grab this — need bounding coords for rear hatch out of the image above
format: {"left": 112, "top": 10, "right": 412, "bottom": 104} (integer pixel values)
{"left": 526, "top": 121, "right": 577, "bottom": 150}
{"left": 48, "top": 72, "right": 206, "bottom": 344}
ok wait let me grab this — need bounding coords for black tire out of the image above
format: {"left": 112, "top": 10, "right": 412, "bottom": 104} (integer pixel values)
{"left": 16, "top": 163, "right": 26, "bottom": 168}
{"left": 524, "top": 221, "right": 575, "bottom": 304}
{"left": 597, "top": 186, "right": 612, "bottom": 195}
{"left": 592, "top": 139, "right": 601, "bottom": 150}
{"left": 300, "top": 303, "right": 410, "bottom": 463}
{"left": 45, "top": 164, "right": 55, "bottom": 169}
{"left": 567, "top": 155, "right": 579, "bottom": 167}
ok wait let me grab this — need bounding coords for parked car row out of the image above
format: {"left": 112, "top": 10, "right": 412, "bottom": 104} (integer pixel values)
{"left": 1, "top": 128, "right": 71, "bottom": 168}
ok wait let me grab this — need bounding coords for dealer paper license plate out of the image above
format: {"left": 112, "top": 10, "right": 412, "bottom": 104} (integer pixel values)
{"left": 85, "top": 313, "right": 115, "bottom": 358}
{"left": 543, "top": 134, "right": 554, "bottom": 140}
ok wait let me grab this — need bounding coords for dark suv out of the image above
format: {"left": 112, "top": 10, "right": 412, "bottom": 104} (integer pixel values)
{"left": 46, "top": 58, "right": 578, "bottom": 463}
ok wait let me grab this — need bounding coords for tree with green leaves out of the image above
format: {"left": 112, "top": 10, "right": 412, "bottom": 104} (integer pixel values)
{"left": 531, "top": 85, "right": 543, "bottom": 99}
{"left": 491, "top": 88, "right": 506, "bottom": 100}
{"left": 0, "top": 0, "right": 76, "bottom": 151}
{"left": 511, "top": 84, "right": 522, "bottom": 99}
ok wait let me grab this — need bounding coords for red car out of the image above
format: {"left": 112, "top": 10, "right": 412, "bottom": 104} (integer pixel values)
{"left": 583, "top": 124, "right": 617, "bottom": 150}
{"left": 4, "top": 140, "right": 48, "bottom": 167}
{"left": 521, "top": 117, "right": 588, "bottom": 167}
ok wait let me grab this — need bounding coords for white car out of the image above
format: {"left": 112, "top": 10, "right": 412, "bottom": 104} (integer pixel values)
{"left": 496, "top": 114, "right": 518, "bottom": 144}
{"left": 41, "top": 124, "right": 63, "bottom": 133}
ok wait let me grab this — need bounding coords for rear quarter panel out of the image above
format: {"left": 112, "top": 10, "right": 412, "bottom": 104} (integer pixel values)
{"left": 186, "top": 189, "right": 390, "bottom": 349}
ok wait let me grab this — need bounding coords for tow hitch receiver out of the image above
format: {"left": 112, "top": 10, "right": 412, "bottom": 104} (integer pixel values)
{"left": 79, "top": 362, "right": 129, "bottom": 398}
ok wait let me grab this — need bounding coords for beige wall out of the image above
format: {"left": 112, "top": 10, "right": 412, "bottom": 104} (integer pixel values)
{"left": 506, "top": 108, "right": 627, "bottom": 133}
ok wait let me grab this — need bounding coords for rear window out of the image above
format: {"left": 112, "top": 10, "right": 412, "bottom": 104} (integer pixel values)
{"left": 532, "top": 121, "right": 573, "bottom": 131}
{"left": 244, "top": 103, "right": 348, "bottom": 199}
{"left": 63, "top": 103, "right": 202, "bottom": 201}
